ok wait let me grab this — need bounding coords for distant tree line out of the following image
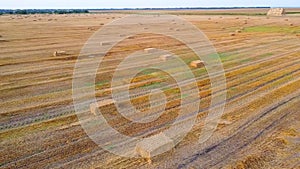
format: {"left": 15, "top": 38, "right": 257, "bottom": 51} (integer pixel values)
{"left": 0, "top": 7, "right": 272, "bottom": 15}
{"left": 0, "top": 9, "right": 89, "bottom": 15}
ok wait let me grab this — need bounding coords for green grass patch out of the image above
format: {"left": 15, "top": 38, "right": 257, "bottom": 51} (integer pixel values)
{"left": 259, "top": 52, "right": 273, "bottom": 58}
{"left": 286, "top": 12, "right": 300, "bottom": 14}
{"left": 140, "top": 81, "right": 162, "bottom": 89}
{"left": 240, "top": 58, "right": 252, "bottom": 63}
{"left": 105, "top": 145, "right": 115, "bottom": 150}
{"left": 140, "top": 68, "right": 158, "bottom": 75}
{"left": 218, "top": 52, "right": 241, "bottom": 62}
{"left": 176, "top": 93, "right": 189, "bottom": 99}
{"left": 85, "top": 80, "right": 109, "bottom": 88}
{"left": 244, "top": 26, "right": 300, "bottom": 34}
{"left": 192, "top": 68, "right": 207, "bottom": 77}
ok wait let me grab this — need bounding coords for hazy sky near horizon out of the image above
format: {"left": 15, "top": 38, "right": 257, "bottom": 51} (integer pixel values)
{"left": 0, "top": 0, "right": 299, "bottom": 9}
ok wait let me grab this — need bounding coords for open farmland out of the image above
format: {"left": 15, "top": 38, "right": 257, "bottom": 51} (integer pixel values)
{"left": 0, "top": 9, "right": 300, "bottom": 169}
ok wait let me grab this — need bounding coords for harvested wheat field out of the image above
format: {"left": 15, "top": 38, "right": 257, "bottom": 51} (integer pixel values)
{"left": 1, "top": 9, "right": 300, "bottom": 169}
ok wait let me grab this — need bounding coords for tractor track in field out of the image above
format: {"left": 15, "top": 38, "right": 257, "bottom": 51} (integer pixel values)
{"left": 1, "top": 47, "right": 300, "bottom": 138}
{"left": 58, "top": 75, "right": 300, "bottom": 169}
{"left": 1, "top": 57, "right": 298, "bottom": 138}
{"left": 1, "top": 40, "right": 299, "bottom": 113}
{"left": 2, "top": 64, "right": 299, "bottom": 169}
{"left": 0, "top": 35, "right": 294, "bottom": 90}
{"left": 1, "top": 14, "right": 300, "bottom": 168}
{"left": 1, "top": 31, "right": 296, "bottom": 81}
{"left": 1, "top": 50, "right": 300, "bottom": 131}
{"left": 57, "top": 75, "right": 300, "bottom": 169}
{"left": 177, "top": 92, "right": 300, "bottom": 169}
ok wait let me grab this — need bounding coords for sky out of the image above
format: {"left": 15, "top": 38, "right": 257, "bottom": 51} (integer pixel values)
{"left": 0, "top": 0, "right": 299, "bottom": 9}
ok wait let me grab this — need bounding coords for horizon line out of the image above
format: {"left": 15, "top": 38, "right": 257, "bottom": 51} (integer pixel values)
{"left": 1, "top": 6, "right": 300, "bottom": 10}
